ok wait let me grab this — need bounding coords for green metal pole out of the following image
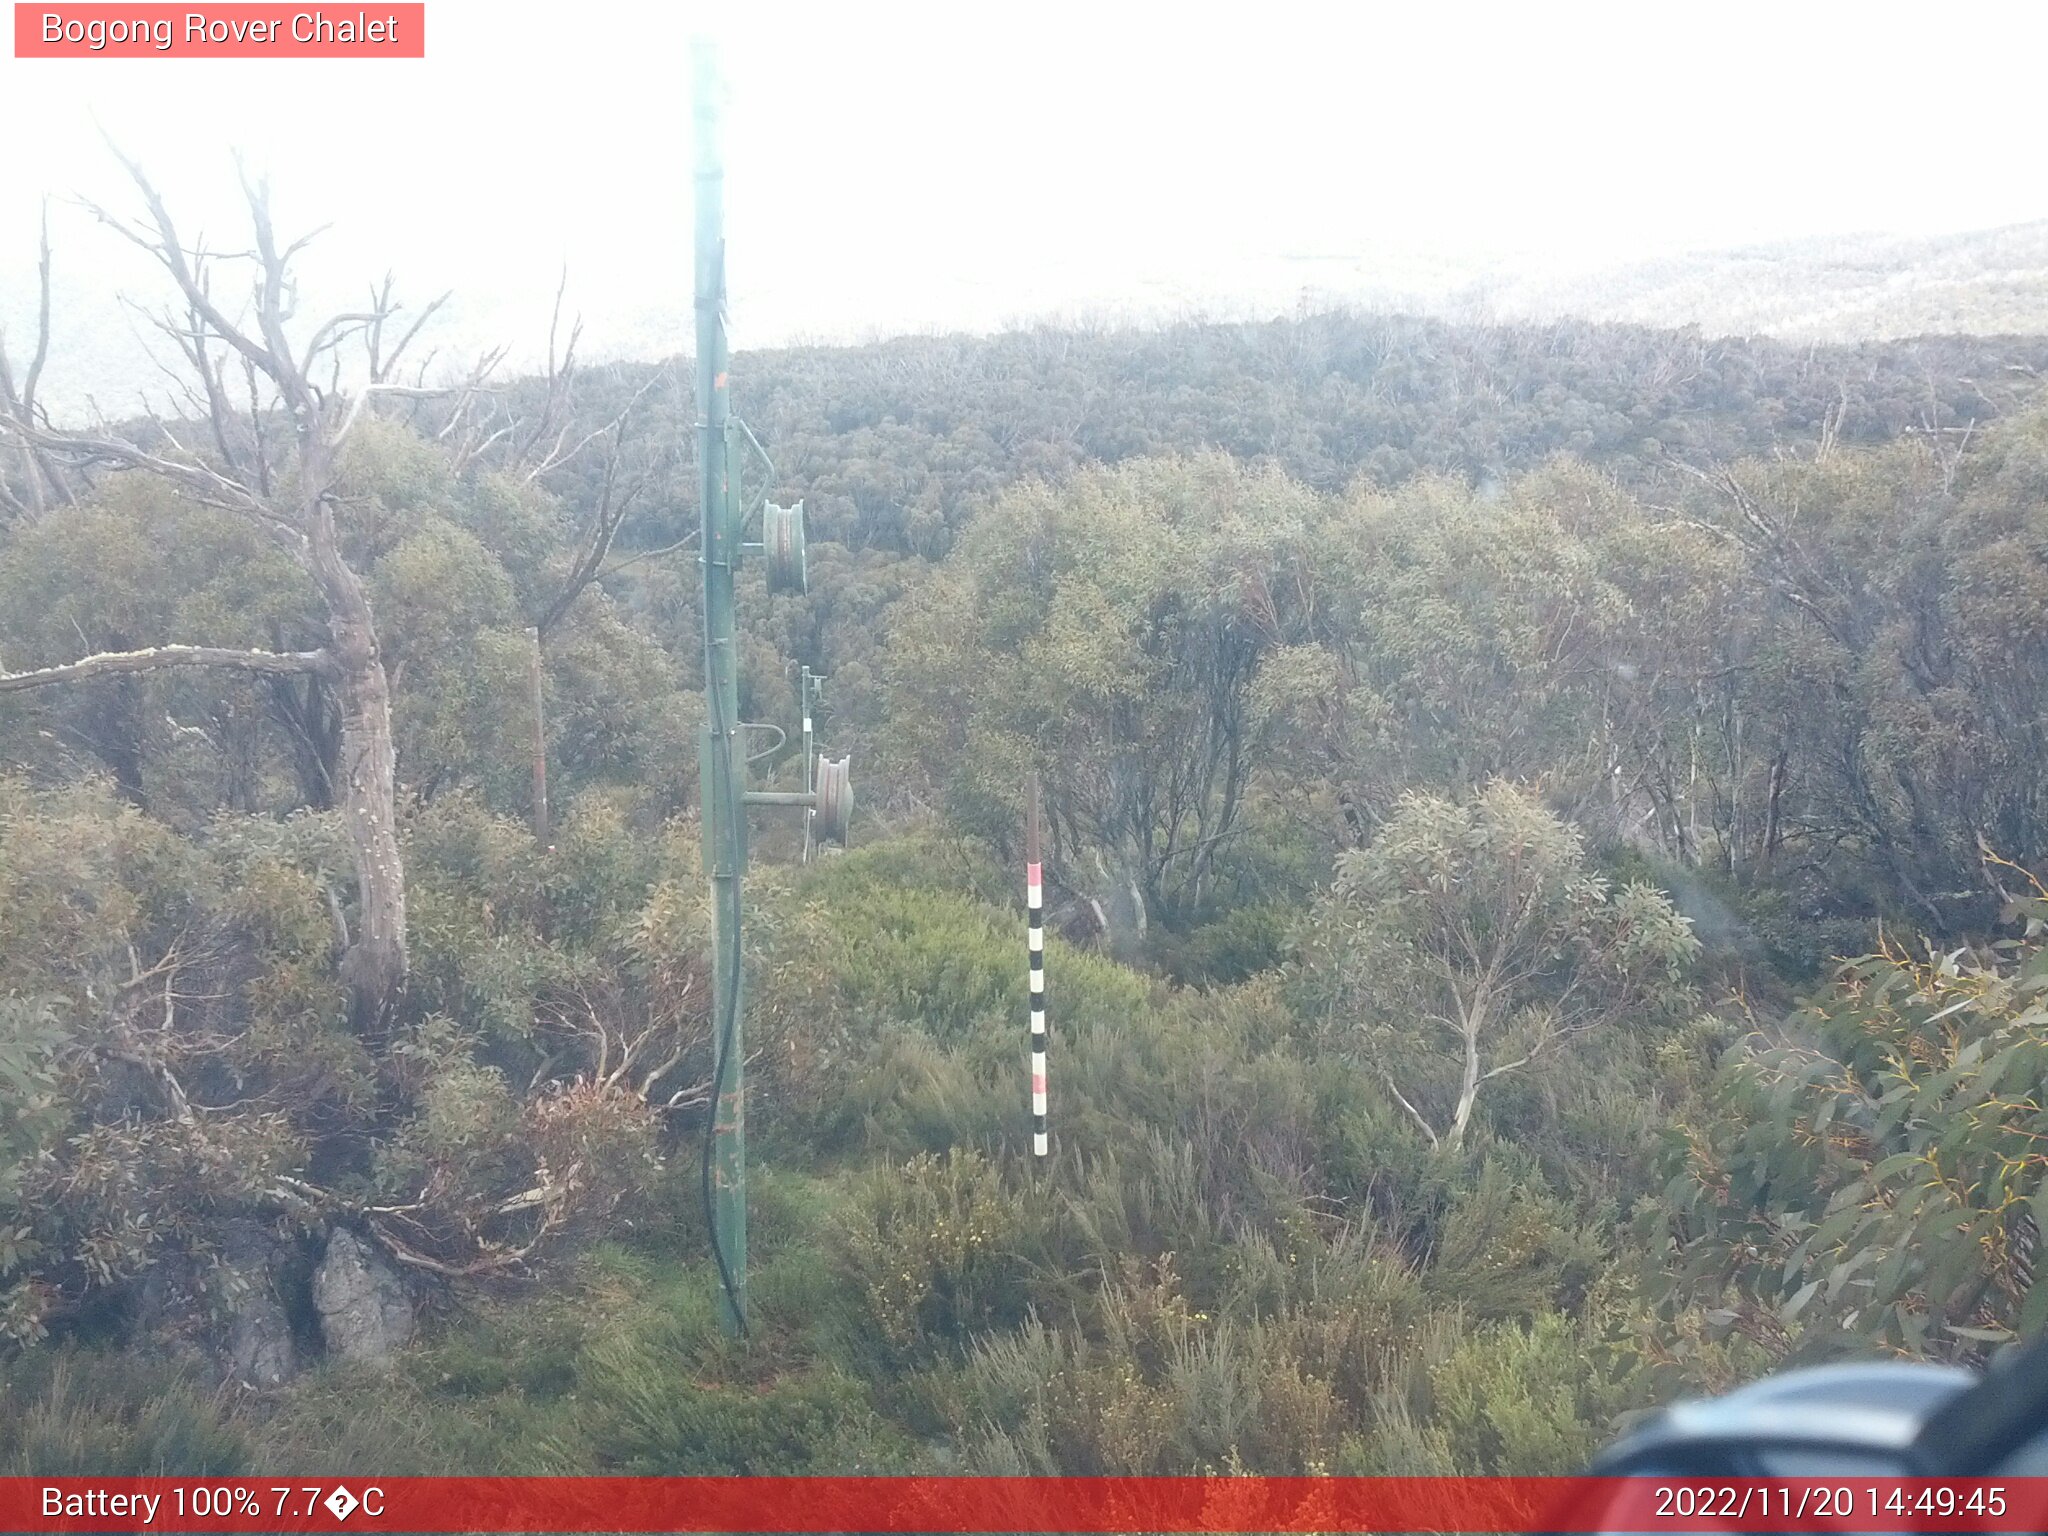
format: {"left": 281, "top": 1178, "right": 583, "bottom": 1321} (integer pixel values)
{"left": 693, "top": 34, "right": 746, "bottom": 1337}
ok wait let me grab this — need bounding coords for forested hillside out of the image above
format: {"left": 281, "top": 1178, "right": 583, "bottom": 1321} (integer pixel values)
{"left": 1456, "top": 221, "right": 2048, "bottom": 342}
{"left": 5, "top": 187, "right": 2048, "bottom": 1477}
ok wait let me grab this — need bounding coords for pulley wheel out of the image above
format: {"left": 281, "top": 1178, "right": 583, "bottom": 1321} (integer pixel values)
{"left": 764, "top": 500, "right": 808, "bottom": 595}
{"left": 813, "top": 754, "right": 852, "bottom": 845}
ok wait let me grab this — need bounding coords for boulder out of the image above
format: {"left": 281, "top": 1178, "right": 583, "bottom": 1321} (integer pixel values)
{"left": 218, "top": 1228, "right": 299, "bottom": 1392}
{"left": 312, "top": 1227, "right": 414, "bottom": 1363}
{"left": 130, "top": 1220, "right": 301, "bottom": 1386}
{"left": 218, "top": 1221, "right": 298, "bottom": 1387}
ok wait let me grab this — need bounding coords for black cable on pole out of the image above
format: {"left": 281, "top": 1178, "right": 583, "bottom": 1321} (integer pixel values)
{"left": 700, "top": 899, "right": 746, "bottom": 1337}
{"left": 699, "top": 660, "right": 748, "bottom": 1337}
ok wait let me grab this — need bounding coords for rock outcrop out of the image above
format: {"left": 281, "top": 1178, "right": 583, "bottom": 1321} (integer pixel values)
{"left": 312, "top": 1227, "right": 414, "bottom": 1363}
{"left": 218, "top": 1222, "right": 298, "bottom": 1387}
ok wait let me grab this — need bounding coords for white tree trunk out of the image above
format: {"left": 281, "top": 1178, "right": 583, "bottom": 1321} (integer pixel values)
{"left": 307, "top": 502, "right": 407, "bottom": 1028}
{"left": 1447, "top": 1002, "right": 1487, "bottom": 1151}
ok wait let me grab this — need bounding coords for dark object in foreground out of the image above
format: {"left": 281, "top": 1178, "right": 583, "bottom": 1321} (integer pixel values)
{"left": 1588, "top": 1330, "right": 2048, "bottom": 1483}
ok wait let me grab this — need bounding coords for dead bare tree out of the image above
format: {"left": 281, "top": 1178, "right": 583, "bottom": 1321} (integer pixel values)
{"left": 532, "top": 381, "right": 674, "bottom": 636}
{"left": 479, "top": 277, "right": 683, "bottom": 638}
{"left": 484, "top": 291, "right": 678, "bottom": 846}
{"left": 0, "top": 153, "right": 480, "bottom": 1029}
{"left": 0, "top": 202, "right": 73, "bottom": 521}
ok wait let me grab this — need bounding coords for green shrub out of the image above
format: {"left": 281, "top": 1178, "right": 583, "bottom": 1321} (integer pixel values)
{"left": 1424, "top": 1311, "right": 1649, "bottom": 1474}
{"left": 583, "top": 1362, "right": 907, "bottom": 1474}
{"left": 833, "top": 1148, "right": 1043, "bottom": 1365}
{"left": 1155, "top": 903, "right": 1292, "bottom": 987}
{"left": 1414, "top": 1151, "right": 1609, "bottom": 1322}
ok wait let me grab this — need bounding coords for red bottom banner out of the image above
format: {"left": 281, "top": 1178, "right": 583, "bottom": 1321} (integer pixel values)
{"left": 7, "top": 1475, "right": 2048, "bottom": 1534}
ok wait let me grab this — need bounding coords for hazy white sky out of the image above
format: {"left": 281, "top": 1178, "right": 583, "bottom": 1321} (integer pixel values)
{"left": 4, "top": 0, "right": 2047, "bottom": 405}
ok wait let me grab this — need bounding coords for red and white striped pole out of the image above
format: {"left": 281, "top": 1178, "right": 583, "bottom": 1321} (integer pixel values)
{"left": 1027, "top": 772, "right": 1048, "bottom": 1159}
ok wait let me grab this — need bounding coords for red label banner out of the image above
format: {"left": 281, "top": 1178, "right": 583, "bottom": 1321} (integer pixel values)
{"left": 14, "top": 4, "right": 424, "bottom": 57}
{"left": 5, "top": 1476, "right": 2048, "bottom": 1533}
